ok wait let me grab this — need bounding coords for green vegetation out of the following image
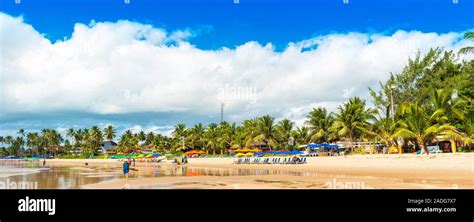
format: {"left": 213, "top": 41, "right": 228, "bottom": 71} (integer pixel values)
{"left": 0, "top": 42, "right": 472, "bottom": 157}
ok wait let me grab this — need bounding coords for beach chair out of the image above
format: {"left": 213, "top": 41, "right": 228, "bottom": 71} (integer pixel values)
{"left": 234, "top": 158, "right": 243, "bottom": 164}
{"left": 252, "top": 158, "right": 260, "bottom": 164}
{"left": 298, "top": 157, "right": 307, "bottom": 164}
{"left": 254, "top": 158, "right": 261, "bottom": 164}
{"left": 274, "top": 158, "right": 280, "bottom": 164}
{"left": 263, "top": 158, "right": 270, "bottom": 164}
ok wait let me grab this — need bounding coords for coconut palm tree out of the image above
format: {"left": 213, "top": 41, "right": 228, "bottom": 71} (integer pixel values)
{"left": 218, "top": 121, "right": 236, "bottom": 153}
{"left": 275, "top": 119, "right": 294, "bottom": 150}
{"left": 87, "top": 126, "right": 103, "bottom": 154}
{"left": 362, "top": 105, "right": 397, "bottom": 151}
{"left": 393, "top": 102, "right": 460, "bottom": 155}
{"left": 26, "top": 132, "right": 40, "bottom": 155}
{"left": 306, "top": 107, "right": 335, "bottom": 143}
{"left": 293, "top": 126, "right": 310, "bottom": 145}
{"left": 333, "top": 97, "right": 376, "bottom": 151}
{"left": 118, "top": 130, "right": 137, "bottom": 153}
{"left": 459, "top": 31, "right": 474, "bottom": 54}
{"left": 204, "top": 123, "right": 219, "bottom": 154}
{"left": 189, "top": 123, "right": 205, "bottom": 150}
{"left": 254, "top": 115, "right": 277, "bottom": 150}
{"left": 103, "top": 125, "right": 117, "bottom": 142}
{"left": 145, "top": 132, "right": 155, "bottom": 146}
{"left": 242, "top": 118, "right": 259, "bottom": 148}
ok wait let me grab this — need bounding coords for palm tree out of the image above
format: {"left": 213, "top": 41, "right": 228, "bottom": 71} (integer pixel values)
{"left": 362, "top": 105, "right": 397, "bottom": 151}
{"left": 242, "top": 118, "right": 259, "bottom": 148}
{"left": 172, "top": 124, "right": 187, "bottom": 151}
{"left": 431, "top": 89, "right": 465, "bottom": 124}
{"left": 26, "top": 132, "right": 40, "bottom": 155}
{"left": 293, "top": 126, "right": 310, "bottom": 145}
{"left": 17, "top": 129, "right": 25, "bottom": 138}
{"left": 218, "top": 122, "right": 235, "bottom": 153}
{"left": 254, "top": 115, "right": 277, "bottom": 150}
{"left": 393, "top": 102, "right": 460, "bottom": 155}
{"left": 137, "top": 131, "right": 146, "bottom": 145}
{"left": 275, "top": 119, "right": 294, "bottom": 150}
{"left": 333, "top": 97, "right": 376, "bottom": 151}
{"left": 4, "top": 136, "right": 13, "bottom": 155}
{"left": 189, "top": 123, "right": 205, "bottom": 150}
{"left": 103, "top": 125, "right": 116, "bottom": 142}
{"left": 204, "top": 123, "right": 219, "bottom": 154}
{"left": 306, "top": 107, "right": 334, "bottom": 143}
{"left": 145, "top": 132, "right": 155, "bottom": 146}
{"left": 17, "top": 129, "right": 26, "bottom": 153}
{"left": 88, "top": 126, "right": 103, "bottom": 154}
{"left": 117, "top": 130, "right": 137, "bottom": 153}
{"left": 459, "top": 31, "right": 474, "bottom": 54}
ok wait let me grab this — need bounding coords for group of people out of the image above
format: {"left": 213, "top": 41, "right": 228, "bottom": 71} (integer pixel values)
{"left": 122, "top": 156, "right": 190, "bottom": 180}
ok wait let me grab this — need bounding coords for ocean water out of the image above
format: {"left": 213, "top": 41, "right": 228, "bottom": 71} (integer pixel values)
{"left": 0, "top": 160, "right": 318, "bottom": 189}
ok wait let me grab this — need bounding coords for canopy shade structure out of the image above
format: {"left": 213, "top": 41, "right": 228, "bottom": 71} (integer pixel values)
{"left": 253, "top": 150, "right": 303, "bottom": 156}
{"left": 307, "top": 143, "right": 339, "bottom": 149}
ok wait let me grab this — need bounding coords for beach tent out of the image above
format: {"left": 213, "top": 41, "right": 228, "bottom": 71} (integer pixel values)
{"left": 307, "top": 143, "right": 322, "bottom": 148}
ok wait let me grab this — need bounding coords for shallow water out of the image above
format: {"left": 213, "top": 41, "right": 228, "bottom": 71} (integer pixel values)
{"left": 0, "top": 161, "right": 318, "bottom": 189}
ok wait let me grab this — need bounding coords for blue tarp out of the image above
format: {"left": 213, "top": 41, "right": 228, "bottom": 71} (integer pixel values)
{"left": 253, "top": 150, "right": 302, "bottom": 156}
{"left": 307, "top": 143, "right": 339, "bottom": 149}
{"left": 307, "top": 143, "right": 321, "bottom": 148}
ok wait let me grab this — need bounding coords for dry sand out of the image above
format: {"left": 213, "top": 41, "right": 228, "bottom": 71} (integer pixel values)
{"left": 79, "top": 153, "right": 474, "bottom": 189}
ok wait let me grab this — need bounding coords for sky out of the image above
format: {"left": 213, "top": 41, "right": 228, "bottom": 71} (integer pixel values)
{"left": 0, "top": 0, "right": 473, "bottom": 137}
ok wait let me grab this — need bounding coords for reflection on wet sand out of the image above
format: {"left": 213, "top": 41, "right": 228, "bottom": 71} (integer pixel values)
{"left": 0, "top": 161, "right": 319, "bottom": 189}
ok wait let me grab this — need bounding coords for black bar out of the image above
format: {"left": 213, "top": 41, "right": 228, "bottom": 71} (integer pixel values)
{"left": 0, "top": 190, "right": 472, "bottom": 220}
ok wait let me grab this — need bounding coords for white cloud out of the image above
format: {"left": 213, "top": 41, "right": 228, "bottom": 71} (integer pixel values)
{"left": 1, "top": 13, "right": 472, "bottom": 126}
{"left": 126, "top": 125, "right": 174, "bottom": 136}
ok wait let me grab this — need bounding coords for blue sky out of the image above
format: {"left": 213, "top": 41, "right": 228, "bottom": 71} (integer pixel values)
{"left": 0, "top": 0, "right": 473, "bottom": 137}
{"left": 2, "top": 0, "right": 473, "bottom": 50}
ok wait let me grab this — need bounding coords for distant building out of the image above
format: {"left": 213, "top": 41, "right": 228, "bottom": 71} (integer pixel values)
{"left": 99, "top": 141, "right": 117, "bottom": 154}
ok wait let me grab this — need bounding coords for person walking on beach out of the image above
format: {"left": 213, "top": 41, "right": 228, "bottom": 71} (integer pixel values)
{"left": 123, "top": 160, "right": 130, "bottom": 180}
{"left": 132, "top": 158, "right": 136, "bottom": 167}
{"left": 42, "top": 158, "right": 46, "bottom": 166}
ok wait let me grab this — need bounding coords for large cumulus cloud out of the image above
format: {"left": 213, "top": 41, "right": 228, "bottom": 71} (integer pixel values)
{"left": 0, "top": 12, "right": 472, "bottom": 129}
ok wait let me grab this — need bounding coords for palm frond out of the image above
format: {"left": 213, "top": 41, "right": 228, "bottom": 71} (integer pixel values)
{"left": 459, "top": 46, "right": 474, "bottom": 54}
{"left": 393, "top": 128, "right": 416, "bottom": 139}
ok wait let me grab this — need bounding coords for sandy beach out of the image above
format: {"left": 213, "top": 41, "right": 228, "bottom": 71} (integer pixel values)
{"left": 74, "top": 153, "right": 474, "bottom": 189}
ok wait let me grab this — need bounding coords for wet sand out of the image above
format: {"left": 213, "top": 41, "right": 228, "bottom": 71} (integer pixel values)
{"left": 80, "top": 153, "right": 474, "bottom": 189}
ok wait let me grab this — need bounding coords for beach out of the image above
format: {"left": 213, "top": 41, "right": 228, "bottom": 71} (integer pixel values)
{"left": 75, "top": 153, "right": 474, "bottom": 189}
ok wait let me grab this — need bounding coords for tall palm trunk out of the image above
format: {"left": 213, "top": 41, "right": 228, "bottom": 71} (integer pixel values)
{"left": 420, "top": 138, "right": 429, "bottom": 155}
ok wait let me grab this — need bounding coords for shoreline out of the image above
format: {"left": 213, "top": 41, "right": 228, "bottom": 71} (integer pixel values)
{"left": 83, "top": 153, "right": 474, "bottom": 189}
{"left": 2, "top": 153, "right": 472, "bottom": 189}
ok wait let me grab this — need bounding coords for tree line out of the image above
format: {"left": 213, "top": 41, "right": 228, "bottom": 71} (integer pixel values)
{"left": 1, "top": 34, "right": 473, "bottom": 157}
